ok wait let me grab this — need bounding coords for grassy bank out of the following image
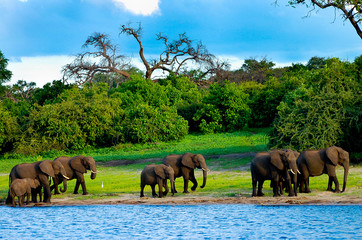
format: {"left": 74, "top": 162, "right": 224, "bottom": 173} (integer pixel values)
{"left": 0, "top": 128, "right": 361, "bottom": 203}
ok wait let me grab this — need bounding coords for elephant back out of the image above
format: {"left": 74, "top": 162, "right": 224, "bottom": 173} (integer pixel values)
{"left": 11, "top": 163, "right": 37, "bottom": 181}
{"left": 162, "top": 155, "right": 180, "bottom": 174}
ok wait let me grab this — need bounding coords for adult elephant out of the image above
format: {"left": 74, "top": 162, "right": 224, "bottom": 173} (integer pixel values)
{"left": 297, "top": 146, "right": 349, "bottom": 193}
{"left": 140, "top": 164, "right": 175, "bottom": 198}
{"left": 7, "top": 160, "right": 68, "bottom": 203}
{"left": 251, "top": 149, "right": 299, "bottom": 197}
{"left": 162, "top": 152, "right": 207, "bottom": 193}
{"left": 51, "top": 155, "right": 97, "bottom": 195}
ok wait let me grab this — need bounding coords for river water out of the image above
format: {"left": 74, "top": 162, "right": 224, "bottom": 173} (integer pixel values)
{"left": 0, "top": 204, "right": 361, "bottom": 239}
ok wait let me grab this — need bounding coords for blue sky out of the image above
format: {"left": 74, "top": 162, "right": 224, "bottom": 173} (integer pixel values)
{"left": 1, "top": 0, "right": 361, "bottom": 86}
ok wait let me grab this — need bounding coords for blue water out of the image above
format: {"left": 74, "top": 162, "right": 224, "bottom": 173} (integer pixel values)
{"left": 0, "top": 205, "right": 361, "bottom": 239}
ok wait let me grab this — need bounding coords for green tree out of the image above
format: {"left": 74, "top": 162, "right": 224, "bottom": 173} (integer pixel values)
{"left": 270, "top": 57, "right": 361, "bottom": 151}
{"left": 0, "top": 102, "right": 20, "bottom": 153}
{"left": 194, "top": 81, "right": 251, "bottom": 133}
{"left": 0, "top": 51, "right": 12, "bottom": 97}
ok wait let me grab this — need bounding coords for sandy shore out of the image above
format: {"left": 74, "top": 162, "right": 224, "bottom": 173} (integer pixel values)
{"left": 16, "top": 192, "right": 358, "bottom": 207}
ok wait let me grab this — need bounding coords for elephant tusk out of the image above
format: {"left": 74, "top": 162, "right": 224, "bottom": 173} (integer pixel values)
{"left": 290, "top": 169, "right": 296, "bottom": 175}
{"left": 202, "top": 168, "right": 210, "bottom": 172}
{"left": 297, "top": 169, "right": 301, "bottom": 174}
{"left": 91, "top": 171, "right": 98, "bottom": 174}
{"left": 63, "top": 174, "right": 70, "bottom": 180}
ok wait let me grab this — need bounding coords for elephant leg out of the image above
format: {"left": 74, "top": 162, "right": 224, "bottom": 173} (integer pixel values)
{"left": 19, "top": 196, "right": 24, "bottom": 207}
{"left": 140, "top": 182, "right": 145, "bottom": 197}
{"left": 74, "top": 180, "right": 81, "bottom": 194}
{"left": 327, "top": 176, "right": 334, "bottom": 191}
{"left": 75, "top": 173, "right": 88, "bottom": 195}
{"left": 330, "top": 176, "right": 341, "bottom": 193}
{"left": 11, "top": 196, "right": 16, "bottom": 207}
{"left": 272, "top": 177, "right": 281, "bottom": 197}
{"left": 163, "top": 180, "right": 169, "bottom": 196}
{"left": 151, "top": 184, "right": 157, "bottom": 197}
{"left": 157, "top": 178, "right": 164, "bottom": 198}
{"left": 257, "top": 180, "right": 264, "bottom": 196}
{"left": 304, "top": 177, "right": 311, "bottom": 193}
{"left": 252, "top": 179, "right": 257, "bottom": 197}
{"left": 26, "top": 191, "right": 30, "bottom": 205}
{"left": 39, "top": 175, "right": 51, "bottom": 203}
{"left": 189, "top": 170, "right": 198, "bottom": 191}
{"left": 51, "top": 177, "right": 61, "bottom": 195}
{"left": 326, "top": 165, "right": 340, "bottom": 192}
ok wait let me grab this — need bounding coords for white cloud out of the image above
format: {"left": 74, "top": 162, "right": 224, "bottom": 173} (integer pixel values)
{"left": 7, "top": 55, "right": 75, "bottom": 87}
{"left": 112, "top": 0, "right": 160, "bottom": 16}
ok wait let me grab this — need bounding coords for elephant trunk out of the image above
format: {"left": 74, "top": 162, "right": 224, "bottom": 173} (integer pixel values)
{"left": 200, "top": 164, "right": 207, "bottom": 189}
{"left": 170, "top": 177, "right": 175, "bottom": 196}
{"left": 90, "top": 165, "right": 97, "bottom": 180}
{"left": 342, "top": 161, "right": 349, "bottom": 192}
{"left": 60, "top": 179, "right": 67, "bottom": 193}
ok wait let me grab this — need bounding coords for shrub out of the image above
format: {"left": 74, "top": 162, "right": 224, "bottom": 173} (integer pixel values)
{"left": 194, "top": 81, "right": 251, "bottom": 133}
{"left": 122, "top": 104, "right": 188, "bottom": 143}
{"left": 269, "top": 58, "right": 360, "bottom": 152}
{"left": 0, "top": 103, "right": 20, "bottom": 153}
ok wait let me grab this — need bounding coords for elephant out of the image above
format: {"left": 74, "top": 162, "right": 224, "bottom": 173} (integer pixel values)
{"left": 162, "top": 152, "right": 207, "bottom": 193}
{"left": 251, "top": 149, "right": 299, "bottom": 197}
{"left": 297, "top": 146, "right": 349, "bottom": 193}
{"left": 140, "top": 164, "right": 175, "bottom": 198}
{"left": 277, "top": 149, "right": 301, "bottom": 195}
{"left": 6, "top": 160, "right": 69, "bottom": 203}
{"left": 51, "top": 155, "right": 97, "bottom": 195}
{"left": 9, "top": 178, "right": 40, "bottom": 207}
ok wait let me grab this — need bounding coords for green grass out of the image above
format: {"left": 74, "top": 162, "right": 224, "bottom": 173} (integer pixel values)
{"left": 0, "top": 128, "right": 361, "bottom": 202}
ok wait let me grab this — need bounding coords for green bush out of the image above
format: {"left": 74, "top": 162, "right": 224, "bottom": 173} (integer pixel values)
{"left": 269, "top": 58, "right": 361, "bottom": 151}
{"left": 194, "top": 81, "right": 251, "bottom": 133}
{"left": 0, "top": 103, "right": 20, "bottom": 153}
{"left": 159, "top": 74, "right": 204, "bottom": 132}
{"left": 122, "top": 104, "right": 188, "bottom": 143}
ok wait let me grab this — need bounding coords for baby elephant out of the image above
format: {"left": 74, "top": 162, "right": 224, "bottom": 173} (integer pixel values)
{"left": 140, "top": 164, "right": 175, "bottom": 198}
{"left": 9, "top": 178, "right": 40, "bottom": 207}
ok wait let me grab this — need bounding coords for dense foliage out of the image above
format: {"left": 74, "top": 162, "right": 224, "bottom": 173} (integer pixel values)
{"left": 269, "top": 58, "right": 361, "bottom": 152}
{"left": 0, "top": 50, "right": 361, "bottom": 155}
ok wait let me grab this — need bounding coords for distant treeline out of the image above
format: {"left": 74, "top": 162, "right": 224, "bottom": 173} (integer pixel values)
{"left": 0, "top": 56, "right": 361, "bottom": 155}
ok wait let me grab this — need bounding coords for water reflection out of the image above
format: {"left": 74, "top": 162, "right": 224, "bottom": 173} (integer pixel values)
{"left": 0, "top": 205, "right": 361, "bottom": 239}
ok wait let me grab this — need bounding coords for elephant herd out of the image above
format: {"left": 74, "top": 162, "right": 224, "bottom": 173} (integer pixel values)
{"left": 4, "top": 146, "right": 349, "bottom": 207}
{"left": 5, "top": 155, "right": 97, "bottom": 207}
{"left": 251, "top": 146, "right": 350, "bottom": 197}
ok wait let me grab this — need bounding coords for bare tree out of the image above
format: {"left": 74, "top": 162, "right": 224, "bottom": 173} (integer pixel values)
{"left": 120, "top": 23, "right": 226, "bottom": 80}
{"left": 284, "top": 0, "right": 361, "bottom": 39}
{"left": 62, "top": 33, "right": 131, "bottom": 85}
{"left": 4, "top": 80, "right": 36, "bottom": 103}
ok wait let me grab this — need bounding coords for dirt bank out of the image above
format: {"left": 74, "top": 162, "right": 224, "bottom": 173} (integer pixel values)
{"left": 27, "top": 191, "right": 360, "bottom": 206}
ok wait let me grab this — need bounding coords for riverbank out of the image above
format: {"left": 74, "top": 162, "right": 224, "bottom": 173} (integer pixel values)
{"left": 9, "top": 191, "right": 357, "bottom": 207}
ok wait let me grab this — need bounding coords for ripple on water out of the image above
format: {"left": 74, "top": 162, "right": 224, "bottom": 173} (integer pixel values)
{"left": 0, "top": 205, "right": 361, "bottom": 239}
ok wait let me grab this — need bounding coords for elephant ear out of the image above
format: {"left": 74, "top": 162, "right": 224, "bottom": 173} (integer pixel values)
{"left": 39, "top": 161, "right": 55, "bottom": 178}
{"left": 155, "top": 165, "right": 166, "bottom": 179}
{"left": 326, "top": 146, "right": 339, "bottom": 166}
{"left": 70, "top": 156, "right": 87, "bottom": 173}
{"left": 181, "top": 153, "right": 196, "bottom": 169}
{"left": 270, "top": 150, "right": 284, "bottom": 171}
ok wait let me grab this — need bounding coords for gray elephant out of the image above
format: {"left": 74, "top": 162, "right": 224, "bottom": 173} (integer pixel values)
{"left": 51, "top": 155, "right": 97, "bottom": 195}
{"left": 9, "top": 178, "right": 40, "bottom": 207}
{"left": 6, "top": 160, "right": 69, "bottom": 203}
{"left": 162, "top": 152, "right": 207, "bottom": 193}
{"left": 251, "top": 149, "right": 299, "bottom": 197}
{"left": 297, "top": 146, "right": 349, "bottom": 193}
{"left": 140, "top": 164, "right": 175, "bottom": 198}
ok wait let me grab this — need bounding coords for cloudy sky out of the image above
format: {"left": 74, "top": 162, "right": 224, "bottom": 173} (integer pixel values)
{"left": 1, "top": 0, "right": 361, "bottom": 87}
